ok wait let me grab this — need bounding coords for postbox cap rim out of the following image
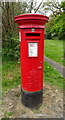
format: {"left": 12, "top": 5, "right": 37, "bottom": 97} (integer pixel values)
{"left": 14, "top": 14, "right": 49, "bottom": 22}
{"left": 14, "top": 13, "right": 49, "bottom": 19}
{"left": 14, "top": 14, "right": 49, "bottom": 27}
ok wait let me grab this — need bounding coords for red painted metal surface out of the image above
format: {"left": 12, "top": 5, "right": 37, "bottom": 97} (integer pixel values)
{"left": 14, "top": 14, "right": 49, "bottom": 92}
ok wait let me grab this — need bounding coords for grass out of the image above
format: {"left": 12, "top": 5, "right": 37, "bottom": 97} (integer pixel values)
{"left": 44, "top": 61, "right": 64, "bottom": 90}
{"left": 2, "top": 59, "right": 21, "bottom": 92}
{"left": 44, "top": 39, "right": 65, "bottom": 66}
{"left": 4, "top": 111, "right": 13, "bottom": 118}
{"left": 2, "top": 58, "right": 64, "bottom": 92}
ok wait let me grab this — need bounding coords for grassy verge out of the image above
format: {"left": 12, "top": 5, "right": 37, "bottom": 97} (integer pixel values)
{"left": 44, "top": 39, "right": 65, "bottom": 66}
{"left": 44, "top": 61, "right": 64, "bottom": 90}
{"left": 2, "top": 59, "right": 21, "bottom": 92}
{"left": 2, "top": 58, "right": 64, "bottom": 92}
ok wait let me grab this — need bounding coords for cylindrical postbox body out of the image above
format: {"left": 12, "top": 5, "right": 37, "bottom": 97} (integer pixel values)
{"left": 14, "top": 14, "right": 49, "bottom": 107}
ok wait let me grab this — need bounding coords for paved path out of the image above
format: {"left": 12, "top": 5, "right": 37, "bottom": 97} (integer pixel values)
{"left": 44, "top": 56, "right": 65, "bottom": 78}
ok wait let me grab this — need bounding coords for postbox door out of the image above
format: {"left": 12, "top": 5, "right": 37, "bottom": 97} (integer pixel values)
{"left": 20, "top": 29, "right": 44, "bottom": 92}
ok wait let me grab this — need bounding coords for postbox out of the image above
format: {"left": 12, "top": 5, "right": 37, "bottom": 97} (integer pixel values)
{"left": 14, "top": 14, "right": 49, "bottom": 107}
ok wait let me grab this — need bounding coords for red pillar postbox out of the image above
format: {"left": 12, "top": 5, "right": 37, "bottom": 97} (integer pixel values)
{"left": 14, "top": 14, "right": 49, "bottom": 107}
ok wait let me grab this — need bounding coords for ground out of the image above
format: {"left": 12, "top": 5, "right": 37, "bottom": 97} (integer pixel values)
{"left": 2, "top": 83, "right": 63, "bottom": 119}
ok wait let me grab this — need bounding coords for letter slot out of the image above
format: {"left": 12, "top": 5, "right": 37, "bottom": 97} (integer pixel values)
{"left": 25, "top": 32, "right": 41, "bottom": 40}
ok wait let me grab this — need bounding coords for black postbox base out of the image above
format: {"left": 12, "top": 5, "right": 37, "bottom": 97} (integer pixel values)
{"left": 21, "top": 89, "right": 43, "bottom": 108}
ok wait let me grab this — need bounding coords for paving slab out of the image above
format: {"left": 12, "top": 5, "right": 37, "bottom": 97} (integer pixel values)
{"left": 44, "top": 56, "right": 65, "bottom": 78}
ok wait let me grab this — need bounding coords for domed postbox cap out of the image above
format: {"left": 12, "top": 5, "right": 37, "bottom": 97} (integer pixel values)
{"left": 14, "top": 14, "right": 49, "bottom": 28}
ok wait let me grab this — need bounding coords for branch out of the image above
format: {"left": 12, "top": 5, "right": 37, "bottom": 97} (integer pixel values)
{"left": 30, "top": 0, "right": 34, "bottom": 13}
{"left": 35, "top": 0, "right": 43, "bottom": 13}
